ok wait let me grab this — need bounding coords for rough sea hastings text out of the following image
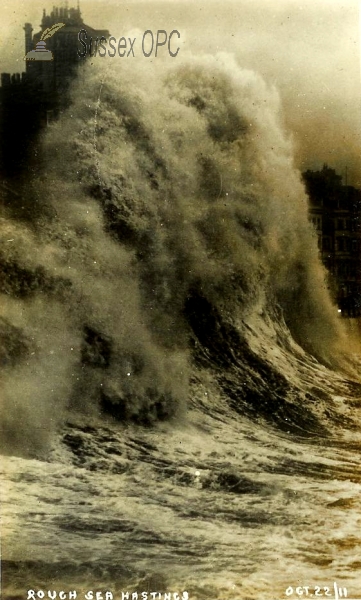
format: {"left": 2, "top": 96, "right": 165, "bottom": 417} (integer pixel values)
{"left": 77, "top": 29, "right": 181, "bottom": 59}
{"left": 27, "top": 591, "right": 189, "bottom": 600}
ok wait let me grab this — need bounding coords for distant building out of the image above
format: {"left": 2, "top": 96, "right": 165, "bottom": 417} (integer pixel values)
{"left": 0, "top": 4, "right": 109, "bottom": 177}
{"left": 303, "top": 164, "right": 361, "bottom": 317}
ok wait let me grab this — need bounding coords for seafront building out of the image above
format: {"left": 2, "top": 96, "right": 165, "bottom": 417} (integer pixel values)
{"left": 0, "top": 4, "right": 109, "bottom": 176}
{"left": 304, "top": 165, "right": 361, "bottom": 316}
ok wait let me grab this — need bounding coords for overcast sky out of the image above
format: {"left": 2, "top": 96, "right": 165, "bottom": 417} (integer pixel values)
{"left": 1, "top": 0, "right": 360, "bottom": 185}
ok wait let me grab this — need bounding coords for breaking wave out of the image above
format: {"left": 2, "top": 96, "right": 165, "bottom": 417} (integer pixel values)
{"left": 0, "top": 53, "right": 358, "bottom": 457}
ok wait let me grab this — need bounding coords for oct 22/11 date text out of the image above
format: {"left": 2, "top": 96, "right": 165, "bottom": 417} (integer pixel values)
{"left": 285, "top": 584, "right": 349, "bottom": 599}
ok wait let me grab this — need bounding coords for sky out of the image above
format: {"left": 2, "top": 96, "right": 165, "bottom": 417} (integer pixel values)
{"left": 1, "top": 0, "right": 360, "bottom": 186}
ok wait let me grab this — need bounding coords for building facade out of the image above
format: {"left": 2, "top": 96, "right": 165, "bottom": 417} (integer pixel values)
{"left": 303, "top": 165, "right": 361, "bottom": 317}
{"left": 0, "top": 5, "right": 109, "bottom": 177}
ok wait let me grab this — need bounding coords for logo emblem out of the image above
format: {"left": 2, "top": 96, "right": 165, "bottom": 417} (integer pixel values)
{"left": 24, "top": 23, "right": 65, "bottom": 61}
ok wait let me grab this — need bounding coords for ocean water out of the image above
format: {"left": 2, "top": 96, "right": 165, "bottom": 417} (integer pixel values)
{"left": 1, "top": 55, "right": 361, "bottom": 600}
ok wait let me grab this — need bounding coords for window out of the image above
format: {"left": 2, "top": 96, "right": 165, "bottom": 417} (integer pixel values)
{"left": 323, "top": 238, "right": 330, "bottom": 251}
{"left": 337, "top": 238, "right": 344, "bottom": 251}
{"left": 337, "top": 219, "right": 344, "bottom": 230}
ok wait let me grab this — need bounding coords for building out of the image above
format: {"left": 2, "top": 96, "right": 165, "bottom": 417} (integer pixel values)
{"left": 0, "top": 4, "right": 109, "bottom": 177}
{"left": 303, "top": 164, "right": 361, "bottom": 317}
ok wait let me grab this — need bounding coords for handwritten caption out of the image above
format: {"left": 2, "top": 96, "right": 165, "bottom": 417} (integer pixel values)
{"left": 285, "top": 583, "right": 348, "bottom": 599}
{"left": 27, "top": 592, "right": 188, "bottom": 600}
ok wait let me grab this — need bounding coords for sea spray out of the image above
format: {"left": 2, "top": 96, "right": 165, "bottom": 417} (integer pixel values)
{"left": 0, "top": 53, "right": 349, "bottom": 456}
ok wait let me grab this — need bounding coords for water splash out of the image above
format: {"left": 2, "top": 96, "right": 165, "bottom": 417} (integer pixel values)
{"left": 0, "top": 53, "right": 352, "bottom": 457}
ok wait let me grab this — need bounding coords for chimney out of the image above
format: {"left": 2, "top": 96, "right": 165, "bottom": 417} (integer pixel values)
{"left": 23, "top": 23, "right": 33, "bottom": 54}
{"left": 1, "top": 73, "right": 11, "bottom": 87}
